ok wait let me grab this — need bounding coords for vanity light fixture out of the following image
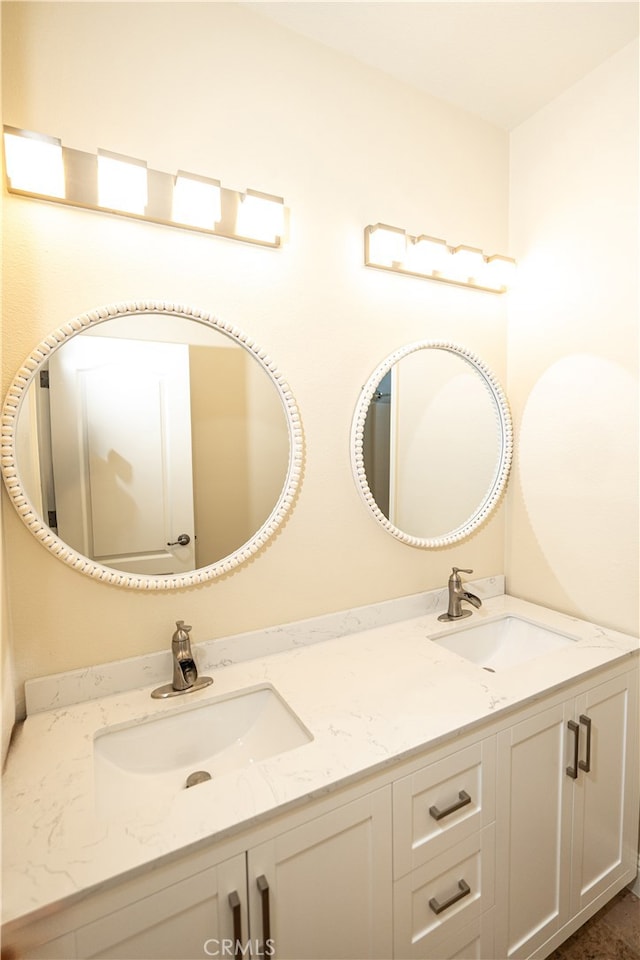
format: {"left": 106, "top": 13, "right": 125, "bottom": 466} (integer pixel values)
{"left": 484, "top": 254, "right": 517, "bottom": 291}
{"left": 405, "top": 235, "right": 449, "bottom": 276}
{"left": 3, "top": 126, "right": 65, "bottom": 198}
{"left": 97, "top": 149, "right": 148, "bottom": 215}
{"left": 172, "top": 171, "right": 222, "bottom": 229}
{"left": 366, "top": 223, "right": 407, "bottom": 267}
{"left": 364, "top": 223, "right": 516, "bottom": 293}
{"left": 448, "top": 245, "right": 487, "bottom": 285}
{"left": 2, "top": 126, "right": 286, "bottom": 249}
{"left": 236, "top": 189, "right": 285, "bottom": 244}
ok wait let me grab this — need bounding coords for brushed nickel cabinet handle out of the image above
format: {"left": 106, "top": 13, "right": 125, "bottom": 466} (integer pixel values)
{"left": 429, "top": 879, "right": 471, "bottom": 915}
{"left": 566, "top": 719, "right": 580, "bottom": 779}
{"left": 256, "top": 875, "right": 271, "bottom": 945}
{"left": 429, "top": 789, "right": 472, "bottom": 821}
{"left": 228, "top": 890, "right": 242, "bottom": 957}
{"left": 579, "top": 715, "right": 592, "bottom": 773}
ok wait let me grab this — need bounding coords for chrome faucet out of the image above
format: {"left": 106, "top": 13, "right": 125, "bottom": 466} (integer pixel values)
{"left": 151, "top": 621, "right": 213, "bottom": 699}
{"left": 438, "top": 567, "right": 482, "bottom": 622}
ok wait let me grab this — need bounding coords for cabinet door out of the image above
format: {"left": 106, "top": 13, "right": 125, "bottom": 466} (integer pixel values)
{"left": 571, "top": 670, "right": 640, "bottom": 915}
{"left": 247, "top": 788, "right": 392, "bottom": 960}
{"left": 75, "top": 854, "right": 246, "bottom": 960}
{"left": 18, "top": 932, "right": 77, "bottom": 960}
{"left": 494, "top": 703, "right": 573, "bottom": 960}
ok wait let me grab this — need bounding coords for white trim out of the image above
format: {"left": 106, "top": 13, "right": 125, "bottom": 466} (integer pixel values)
{"left": 629, "top": 853, "right": 640, "bottom": 897}
{"left": 23, "top": 575, "right": 505, "bottom": 715}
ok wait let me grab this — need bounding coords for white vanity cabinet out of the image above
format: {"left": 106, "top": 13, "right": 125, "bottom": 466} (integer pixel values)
{"left": 13, "top": 789, "right": 393, "bottom": 960}
{"left": 494, "top": 666, "right": 639, "bottom": 960}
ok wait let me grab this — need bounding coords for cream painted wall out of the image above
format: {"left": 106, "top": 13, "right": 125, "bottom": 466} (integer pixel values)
{"left": 1, "top": 2, "right": 509, "bottom": 706}
{"left": 1, "top": 387, "right": 17, "bottom": 763}
{"left": 245, "top": 354, "right": 290, "bottom": 534}
{"left": 1, "top": 3, "right": 18, "bottom": 767}
{"left": 189, "top": 345, "right": 288, "bottom": 566}
{"left": 507, "top": 40, "right": 639, "bottom": 636}
{"left": 1, "top": 529, "right": 15, "bottom": 769}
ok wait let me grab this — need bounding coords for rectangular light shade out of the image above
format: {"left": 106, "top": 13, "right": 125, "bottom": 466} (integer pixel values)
{"left": 3, "top": 128, "right": 65, "bottom": 198}
{"left": 447, "top": 245, "right": 487, "bottom": 284}
{"left": 484, "top": 254, "right": 517, "bottom": 291}
{"left": 236, "top": 189, "right": 284, "bottom": 243}
{"left": 367, "top": 224, "right": 406, "bottom": 267}
{"left": 97, "top": 149, "right": 148, "bottom": 215}
{"left": 173, "top": 171, "right": 222, "bottom": 229}
{"left": 405, "top": 235, "right": 449, "bottom": 276}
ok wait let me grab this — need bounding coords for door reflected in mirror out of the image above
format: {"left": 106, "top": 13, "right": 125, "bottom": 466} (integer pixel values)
{"left": 6, "top": 304, "right": 301, "bottom": 588}
{"left": 352, "top": 342, "right": 512, "bottom": 547}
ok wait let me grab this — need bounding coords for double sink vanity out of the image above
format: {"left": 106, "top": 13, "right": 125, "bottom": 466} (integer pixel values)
{"left": 2, "top": 587, "right": 638, "bottom": 960}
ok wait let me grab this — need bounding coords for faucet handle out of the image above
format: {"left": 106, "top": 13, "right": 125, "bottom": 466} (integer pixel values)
{"left": 172, "top": 621, "right": 193, "bottom": 653}
{"left": 451, "top": 567, "right": 473, "bottom": 577}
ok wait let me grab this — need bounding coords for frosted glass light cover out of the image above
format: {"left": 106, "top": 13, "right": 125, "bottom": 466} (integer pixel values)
{"left": 236, "top": 190, "right": 284, "bottom": 242}
{"left": 405, "top": 236, "right": 449, "bottom": 275}
{"left": 484, "top": 255, "right": 517, "bottom": 291}
{"left": 367, "top": 225, "right": 406, "bottom": 267}
{"left": 4, "top": 129, "right": 65, "bottom": 198}
{"left": 173, "top": 172, "right": 221, "bottom": 229}
{"left": 447, "top": 245, "right": 486, "bottom": 283}
{"left": 98, "top": 151, "right": 148, "bottom": 215}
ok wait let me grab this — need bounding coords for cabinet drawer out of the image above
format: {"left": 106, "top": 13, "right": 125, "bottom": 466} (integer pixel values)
{"left": 393, "top": 826, "right": 495, "bottom": 960}
{"left": 418, "top": 908, "right": 495, "bottom": 960}
{"left": 393, "top": 739, "right": 495, "bottom": 878}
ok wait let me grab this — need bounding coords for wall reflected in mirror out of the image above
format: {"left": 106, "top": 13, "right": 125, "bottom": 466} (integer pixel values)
{"left": 15, "top": 314, "right": 290, "bottom": 577}
{"left": 355, "top": 343, "right": 511, "bottom": 546}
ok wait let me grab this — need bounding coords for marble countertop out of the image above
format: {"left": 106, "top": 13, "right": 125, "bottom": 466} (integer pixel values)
{"left": 2, "top": 594, "right": 638, "bottom": 929}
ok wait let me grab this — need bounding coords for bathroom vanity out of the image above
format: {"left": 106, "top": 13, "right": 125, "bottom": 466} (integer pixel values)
{"left": 2, "top": 594, "right": 638, "bottom": 960}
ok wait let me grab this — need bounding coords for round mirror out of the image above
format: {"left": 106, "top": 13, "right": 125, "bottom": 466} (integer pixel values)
{"left": 2, "top": 301, "right": 303, "bottom": 589}
{"left": 351, "top": 341, "right": 512, "bottom": 547}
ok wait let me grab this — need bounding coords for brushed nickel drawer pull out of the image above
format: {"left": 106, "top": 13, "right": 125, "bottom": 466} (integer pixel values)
{"left": 429, "top": 879, "right": 471, "bottom": 915}
{"left": 256, "top": 874, "right": 271, "bottom": 945}
{"left": 429, "top": 790, "right": 472, "bottom": 821}
{"left": 566, "top": 719, "right": 580, "bottom": 779}
{"left": 579, "top": 715, "right": 592, "bottom": 773}
{"left": 228, "top": 890, "right": 242, "bottom": 957}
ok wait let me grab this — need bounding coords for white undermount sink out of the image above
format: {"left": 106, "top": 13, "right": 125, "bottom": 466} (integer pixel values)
{"left": 94, "top": 684, "right": 312, "bottom": 816}
{"left": 430, "top": 615, "right": 577, "bottom": 672}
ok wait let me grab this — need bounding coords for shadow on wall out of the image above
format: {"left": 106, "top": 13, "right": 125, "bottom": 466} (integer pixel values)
{"left": 518, "top": 353, "right": 638, "bottom": 625}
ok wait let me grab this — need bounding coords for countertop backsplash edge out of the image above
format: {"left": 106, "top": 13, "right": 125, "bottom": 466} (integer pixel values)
{"left": 24, "top": 575, "right": 505, "bottom": 715}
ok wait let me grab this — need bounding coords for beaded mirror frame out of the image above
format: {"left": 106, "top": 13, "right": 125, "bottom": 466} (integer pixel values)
{"left": 351, "top": 340, "right": 513, "bottom": 548}
{"left": 1, "top": 301, "right": 304, "bottom": 589}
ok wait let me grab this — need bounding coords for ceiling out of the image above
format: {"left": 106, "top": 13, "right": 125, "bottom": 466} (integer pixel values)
{"left": 241, "top": 1, "right": 639, "bottom": 129}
